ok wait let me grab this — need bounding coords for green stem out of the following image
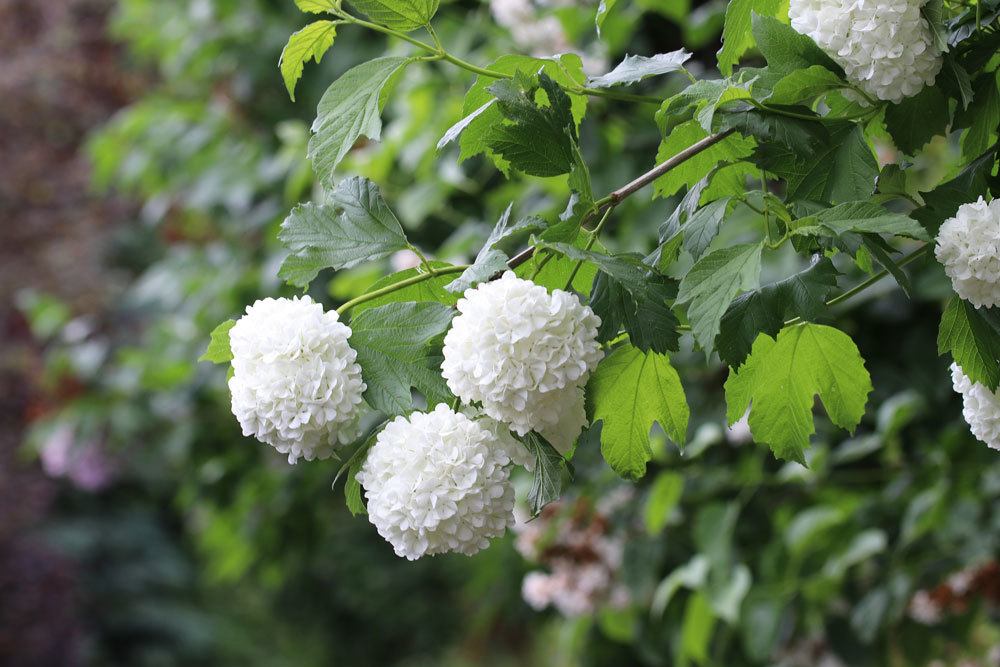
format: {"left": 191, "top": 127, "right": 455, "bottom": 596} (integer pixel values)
{"left": 336, "top": 264, "right": 468, "bottom": 314}
{"left": 563, "top": 206, "right": 614, "bottom": 290}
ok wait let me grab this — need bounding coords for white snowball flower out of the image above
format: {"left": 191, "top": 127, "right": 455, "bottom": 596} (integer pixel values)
{"left": 950, "top": 364, "right": 1000, "bottom": 451}
{"left": 228, "top": 296, "right": 366, "bottom": 464}
{"left": 788, "top": 0, "right": 942, "bottom": 103}
{"left": 357, "top": 405, "right": 525, "bottom": 560}
{"left": 442, "top": 272, "right": 603, "bottom": 436}
{"left": 536, "top": 386, "right": 588, "bottom": 456}
{"left": 935, "top": 197, "right": 1000, "bottom": 309}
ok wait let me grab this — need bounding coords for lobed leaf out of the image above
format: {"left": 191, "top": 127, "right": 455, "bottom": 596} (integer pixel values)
{"left": 199, "top": 319, "right": 236, "bottom": 364}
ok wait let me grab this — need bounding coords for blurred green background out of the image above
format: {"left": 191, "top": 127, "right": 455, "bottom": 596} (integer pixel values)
{"left": 2, "top": 0, "right": 998, "bottom": 665}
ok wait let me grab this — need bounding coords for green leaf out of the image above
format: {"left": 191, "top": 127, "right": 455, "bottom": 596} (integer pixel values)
{"left": 446, "top": 206, "right": 546, "bottom": 293}
{"left": 913, "top": 146, "right": 998, "bottom": 234}
{"left": 458, "top": 54, "right": 587, "bottom": 171}
{"left": 792, "top": 201, "right": 930, "bottom": 241}
{"left": 718, "top": 107, "right": 828, "bottom": 154}
{"left": 937, "top": 296, "right": 1000, "bottom": 391}
{"left": 718, "top": 256, "right": 840, "bottom": 368}
{"left": 677, "top": 243, "right": 763, "bottom": 355}
{"left": 757, "top": 122, "right": 878, "bottom": 204}
{"left": 654, "top": 120, "right": 756, "bottom": 198}
{"left": 767, "top": 65, "right": 844, "bottom": 106}
{"left": 437, "top": 100, "right": 495, "bottom": 151}
{"left": 199, "top": 319, "right": 236, "bottom": 364}
{"left": 295, "top": 0, "right": 338, "bottom": 12}
{"left": 346, "top": 0, "right": 439, "bottom": 31}
{"left": 308, "top": 56, "right": 412, "bottom": 184}
{"left": 921, "top": 0, "right": 949, "bottom": 53}
{"left": 717, "top": 0, "right": 788, "bottom": 76}
{"left": 645, "top": 471, "right": 684, "bottom": 534}
{"left": 521, "top": 232, "right": 602, "bottom": 293}
{"left": 484, "top": 74, "right": 577, "bottom": 177}
{"left": 520, "top": 432, "right": 568, "bottom": 516}
{"left": 659, "top": 79, "right": 754, "bottom": 134}
{"left": 884, "top": 86, "right": 951, "bottom": 155}
{"left": 959, "top": 72, "right": 1000, "bottom": 160}
{"left": 588, "top": 344, "right": 690, "bottom": 479}
{"left": 595, "top": 0, "right": 618, "bottom": 36}
{"left": 279, "top": 177, "right": 409, "bottom": 288}
{"left": 725, "top": 323, "right": 873, "bottom": 464}
{"left": 942, "top": 56, "right": 973, "bottom": 110}
{"left": 587, "top": 51, "right": 692, "bottom": 88}
{"left": 683, "top": 197, "right": 731, "bottom": 259}
{"left": 350, "top": 302, "right": 455, "bottom": 415}
{"left": 352, "top": 262, "right": 462, "bottom": 314}
{"left": 545, "top": 243, "right": 681, "bottom": 353}
{"left": 751, "top": 13, "right": 842, "bottom": 75}
{"left": 280, "top": 20, "right": 337, "bottom": 102}
{"left": 680, "top": 592, "right": 717, "bottom": 664}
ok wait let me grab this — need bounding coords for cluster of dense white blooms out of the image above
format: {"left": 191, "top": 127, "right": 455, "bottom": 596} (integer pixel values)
{"left": 357, "top": 405, "right": 523, "bottom": 560}
{"left": 935, "top": 197, "right": 1000, "bottom": 309}
{"left": 442, "top": 272, "right": 603, "bottom": 452}
{"left": 950, "top": 364, "right": 1000, "bottom": 451}
{"left": 515, "top": 499, "right": 629, "bottom": 616}
{"left": 788, "top": 0, "right": 942, "bottom": 103}
{"left": 228, "top": 296, "right": 366, "bottom": 464}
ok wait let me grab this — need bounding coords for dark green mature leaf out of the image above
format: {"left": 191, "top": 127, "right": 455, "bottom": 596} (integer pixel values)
{"left": 757, "top": 123, "right": 878, "bottom": 204}
{"left": 199, "top": 319, "right": 236, "bottom": 363}
{"left": 350, "top": 302, "right": 455, "bottom": 414}
{"left": 485, "top": 74, "right": 577, "bottom": 177}
{"left": 520, "top": 432, "right": 569, "bottom": 516}
{"left": 958, "top": 73, "right": 1000, "bottom": 159}
{"left": 938, "top": 297, "right": 1000, "bottom": 391}
{"left": 587, "top": 50, "right": 692, "bottom": 88}
{"left": 308, "top": 56, "right": 412, "bottom": 184}
{"left": 941, "top": 56, "right": 973, "bottom": 110}
{"left": 659, "top": 78, "right": 753, "bottom": 133}
{"left": 677, "top": 243, "right": 763, "bottom": 354}
{"left": 352, "top": 262, "right": 462, "bottom": 314}
{"left": 588, "top": 344, "right": 689, "bottom": 479}
{"left": 913, "top": 146, "right": 998, "bottom": 233}
{"left": 280, "top": 20, "right": 336, "bottom": 102}
{"left": 279, "top": 176, "right": 409, "bottom": 288}
{"left": 717, "top": 0, "right": 786, "bottom": 75}
{"left": 752, "top": 14, "right": 843, "bottom": 75}
{"left": 458, "top": 54, "right": 587, "bottom": 170}
{"left": 718, "top": 107, "right": 828, "bottom": 154}
{"left": 654, "top": 120, "right": 756, "bottom": 198}
{"left": 921, "top": 0, "right": 949, "bottom": 52}
{"left": 884, "top": 86, "right": 951, "bottom": 155}
{"left": 347, "top": 0, "right": 439, "bottom": 31}
{"left": 725, "top": 323, "right": 873, "bottom": 464}
{"left": 767, "top": 65, "right": 845, "bottom": 106}
{"left": 792, "top": 201, "right": 930, "bottom": 241}
{"left": 446, "top": 206, "right": 546, "bottom": 293}
{"left": 718, "top": 256, "right": 840, "bottom": 368}
{"left": 862, "top": 235, "right": 913, "bottom": 297}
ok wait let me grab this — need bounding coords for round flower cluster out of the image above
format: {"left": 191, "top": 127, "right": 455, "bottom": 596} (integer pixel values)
{"left": 357, "top": 405, "right": 524, "bottom": 560}
{"left": 935, "top": 197, "right": 1000, "bottom": 309}
{"left": 442, "top": 272, "right": 603, "bottom": 450}
{"left": 950, "top": 364, "right": 1000, "bottom": 451}
{"left": 788, "top": 0, "right": 942, "bottom": 103}
{"left": 228, "top": 296, "right": 366, "bottom": 464}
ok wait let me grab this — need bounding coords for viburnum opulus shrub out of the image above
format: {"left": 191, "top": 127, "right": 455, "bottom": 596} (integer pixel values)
{"left": 201, "top": 0, "right": 1000, "bottom": 559}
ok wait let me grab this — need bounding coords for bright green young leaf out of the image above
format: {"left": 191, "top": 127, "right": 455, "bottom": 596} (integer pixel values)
{"left": 280, "top": 20, "right": 337, "bottom": 101}
{"left": 752, "top": 14, "right": 842, "bottom": 75}
{"left": 295, "top": 0, "right": 338, "bottom": 12}
{"left": 680, "top": 592, "right": 717, "bottom": 664}
{"left": 346, "top": 0, "right": 439, "bottom": 31}
{"left": 677, "top": 243, "right": 763, "bottom": 354}
{"left": 446, "top": 206, "right": 546, "bottom": 293}
{"left": 520, "top": 432, "right": 569, "bottom": 516}
{"left": 937, "top": 296, "right": 1000, "bottom": 391}
{"left": 349, "top": 302, "right": 455, "bottom": 415}
{"left": 352, "top": 262, "right": 462, "bottom": 314}
{"left": 725, "top": 323, "right": 873, "bottom": 464}
{"left": 587, "top": 50, "right": 692, "bottom": 88}
{"left": 717, "top": 0, "right": 788, "bottom": 75}
{"left": 308, "top": 56, "right": 412, "bottom": 184}
{"left": 654, "top": 120, "right": 755, "bottom": 198}
{"left": 884, "top": 86, "right": 951, "bottom": 155}
{"left": 767, "top": 65, "right": 844, "bottom": 106}
{"left": 792, "top": 201, "right": 930, "bottom": 241}
{"left": 279, "top": 177, "right": 410, "bottom": 288}
{"left": 645, "top": 471, "right": 684, "bottom": 534}
{"left": 199, "top": 319, "right": 236, "bottom": 364}
{"left": 718, "top": 256, "right": 840, "bottom": 368}
{"left": 595, "top": 0, "right": 618, "bottom": 36}
{"left": 588, "top": 344, "right": 690, "bottom": 479}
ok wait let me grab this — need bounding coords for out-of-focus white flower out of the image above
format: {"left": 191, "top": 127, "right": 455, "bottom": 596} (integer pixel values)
{"left": 936, "top": 197, "right": 1000, "bottom": 309}
{"left": 789, "top": 0, "right": 942, "bottom": 103}
{"left": 357, "top": 405, "right": 524, "bottom": 560}
{"left": 488, "top": 0, "right": 607, "bottom": 73}
{"left": 950, "top": 364, "right": 1000, "bottom": 451}
{"left": 908, "top": 590, "right": 944, "bottom": 625}
{"left": 39, "top": 424, "right": 117, "bottom": 492}
{"left": 389, "top": 249, "right": 422, "bottom": 272}
{"left": 442, "top": 272, "right": 602, "bottom": 437}
{"left": 228, "top": 296, "right": 366, "bottom": 464}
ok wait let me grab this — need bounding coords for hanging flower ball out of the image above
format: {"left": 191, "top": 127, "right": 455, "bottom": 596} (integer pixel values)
{"left": 936, "top": 197, "right": 1000, "bottom": 309}
{"left": 950, "top": 364, "right": 1000, "bottom": 451}
{"left": 788, "top": 0, "right": 942, "bottom": 103}
{"left": 228, "top": 296, "right": 366, "bottom": 464}
{"left": 441, "top": 272, "right": 603, "bottom": 436}
{"left": 357, "top": 405, "right": 525, "bottom": 560}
